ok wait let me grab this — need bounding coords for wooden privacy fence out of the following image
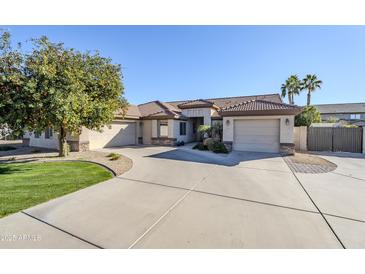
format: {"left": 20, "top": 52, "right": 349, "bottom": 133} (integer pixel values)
{"left": 308, "top": 127, "right": 363, "bottom": 153}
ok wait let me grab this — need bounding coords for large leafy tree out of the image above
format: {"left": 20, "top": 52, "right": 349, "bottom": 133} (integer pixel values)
{"left": 0, "top": 32, "right": 127, "bottom": 156}
{"left": 0, "top": 31, "right": 33, "bottom": 136}
{"left": 281, "top": 75, "right": 302, "bottom": 104}
{"left": 302, "top": 74, "right": 322, "bottom": 106}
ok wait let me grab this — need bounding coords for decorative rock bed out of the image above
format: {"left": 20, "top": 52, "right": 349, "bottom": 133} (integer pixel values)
{"left": 283, "top": 153, "right": 337, "bottom": 174}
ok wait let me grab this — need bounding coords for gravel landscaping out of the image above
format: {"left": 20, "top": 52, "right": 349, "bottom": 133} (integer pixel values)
{"left": 0, "top": 141, "right": 132, "bottom": 176}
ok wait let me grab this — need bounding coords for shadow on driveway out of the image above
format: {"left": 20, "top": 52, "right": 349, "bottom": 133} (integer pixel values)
{"left": 146, "top": 148, "right": 281, "bottom": 167}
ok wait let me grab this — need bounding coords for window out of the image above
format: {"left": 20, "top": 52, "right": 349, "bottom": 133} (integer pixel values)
{"left": 159, "top": 121, "right": 168, "bottom": 137}
{"left": 34, "top": 131, "right": 40, "bottom": 138}
{"left": 179, "top": 122, "right": 186, "bottom": 135}
{"left": 350, "top": 114, "right": 361, "bottom": 120}
{"left": 45, "top": 127, "right": 53, "bottom": 139}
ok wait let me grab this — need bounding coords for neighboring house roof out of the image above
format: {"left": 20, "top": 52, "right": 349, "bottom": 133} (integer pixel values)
{"left": 219, "top": 100, "right": 303, "bottom": 116}
{"left": 314, "top": 103, "right": 365, "bottom": 114}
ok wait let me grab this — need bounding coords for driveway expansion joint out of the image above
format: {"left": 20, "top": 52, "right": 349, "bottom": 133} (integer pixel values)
{"left": 21, "top": 211, "right": 103, "bottom": 249}
{"left": 117, "top": 177, "right": 320, "bottom": 216}
{"left": 127, "top": 176, "right": 208, "bottom": 249}
{"left": 285, "top": 164, "right": 346, "bottom": 249}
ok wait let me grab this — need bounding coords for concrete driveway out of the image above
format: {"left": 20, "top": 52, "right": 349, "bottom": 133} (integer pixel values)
{"left": 0, "top": 146, "right": 364, "bottom": 248}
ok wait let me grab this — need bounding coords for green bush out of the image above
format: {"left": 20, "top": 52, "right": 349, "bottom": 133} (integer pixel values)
{"left": 204, "top": 138, "right": 215, "bottom": 151}
{"left": 106, "top": 152, "right": 121, "bottom": 160}
{"left": 197, "top": 125, "right": 212, "bottom": 139}
{"left": 210, "top": 141, "right": 228, "bottom": 154}
{"left": 110, "top": 154, "right": 121, "bottom": 161}
{"left": 295, "top": 106, "right": 321, "bottom": 127}
{"left": 192, "top": 142, "right": 208, "bottom": 150}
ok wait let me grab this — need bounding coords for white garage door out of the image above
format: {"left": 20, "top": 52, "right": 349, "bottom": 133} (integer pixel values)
{"left": 233, "top": 119, "right": 280, "bottom": 153}
{"left": 89, "top": 121, "right": 136, "bottom": 149}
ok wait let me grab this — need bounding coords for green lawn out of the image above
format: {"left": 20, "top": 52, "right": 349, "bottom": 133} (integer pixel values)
{"left": 0, "top": 161, "right": 113, "bottom": 218}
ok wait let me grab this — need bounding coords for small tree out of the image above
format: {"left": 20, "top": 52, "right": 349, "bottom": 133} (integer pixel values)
{"left": 197, "top": 125, "right": 211, "bottom": 139}
{"left": 295, "top": 106, "right": 321, "bottom": 127}
{"left": 211, "top": 122, "right": 223, "bottom": 141}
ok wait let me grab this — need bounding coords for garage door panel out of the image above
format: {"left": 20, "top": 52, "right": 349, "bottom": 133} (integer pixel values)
{"left": 234, "top": 135, "right": 279, "bottom": 144}
{"left": 233, "top": 143, "right": 280, "bottom": 153}
{"left": 233, "top": 119, "right": 280, "bottom": 153}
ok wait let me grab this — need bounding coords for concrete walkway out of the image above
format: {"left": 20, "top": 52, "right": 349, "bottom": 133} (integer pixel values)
{"left": 1, "top": 146, "right": 364, "bottom": 248}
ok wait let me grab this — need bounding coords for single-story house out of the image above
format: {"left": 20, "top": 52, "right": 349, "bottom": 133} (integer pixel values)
{"left": 314, "top": 102, "right": 365, "bottom": 122}
{"left": 23, "top": 93, "right": 302, "bottom": 154}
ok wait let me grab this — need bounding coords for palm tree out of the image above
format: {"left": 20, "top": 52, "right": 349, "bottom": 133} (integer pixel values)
{"left": 302, "top": 74, "right": 322, "bottom": 106}
{"left": 281, "top": 75, "right": 302, "bottom": 104}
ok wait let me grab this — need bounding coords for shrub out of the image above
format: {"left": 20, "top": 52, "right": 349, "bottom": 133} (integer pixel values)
{"left": 109, "top": 154, "right": 121, "bottom": 161}
{"left": 107, "top": 152, "right": 119, "bottom": 158}
{"left": 295, "top": 106, "right": 321, "bottom": 127}
{"left": 210, "top": 141, "right": 228, "bottom": 154}
{"left": 192, "top": 142, "right": 208, "bottom": 150}
{"left": 176, "top": 140, "right": 185, "bottom": 146}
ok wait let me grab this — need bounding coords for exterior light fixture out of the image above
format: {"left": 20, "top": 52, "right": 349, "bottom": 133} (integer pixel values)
{"left": 226, "top": 119, "right": 230, "bottom": 126}
{"left": 285, "top": 118, "right": 290, "bottom": 126}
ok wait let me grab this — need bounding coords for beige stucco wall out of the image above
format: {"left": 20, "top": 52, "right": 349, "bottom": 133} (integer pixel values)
{"left": 151, "top": 120, "right": 158, "bottom": 138}
{"left": 182, "top": 108, "right": 212, "bottom": 125}
{"left": 172, "top": 119, "right": 194, "bottom": 143}
{"left": 142, "top": 120, "right": 152, "bottom": 144}
{"left": 223, "top": 115, "right": 295, "bottom": 144}
{"left": 363, "top": 127, "right": 365, "bottom": 154}
{"left": 86, "top": 120, "right": 138, "bottom": 150}
{"left": 294, "top": 126, "right": 307, "bottom": 151}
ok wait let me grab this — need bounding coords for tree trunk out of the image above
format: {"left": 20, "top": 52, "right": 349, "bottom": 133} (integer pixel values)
{"left": 58, "top": 126, "right": 68, "bottom": 157}
{"left": 307, "top": 89, "right": 311, "bottom": 106}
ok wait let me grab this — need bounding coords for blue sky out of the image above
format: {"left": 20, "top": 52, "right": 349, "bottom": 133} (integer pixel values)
{"left": 2, "top": 26, "right": 364, "bottom": 105}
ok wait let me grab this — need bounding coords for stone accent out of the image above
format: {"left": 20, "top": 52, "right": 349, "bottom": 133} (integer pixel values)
{"left": 223, "top": 141, "right": 233, "bottom": 152}
{"left": 22, "top": 138, "right": 30, "bottom": 147}
{"left": 67, "top": 140, "right": 90, "bottom": 152}
{"left": 280, "top": 143, "right": 295, "bottom": 156}
{"left": 78, "top": 142, "right": 90, "bottom": 152}
{"left": 151, "top": 137, "right": 177, "bottom": 146}
{"left": 283, "top": 156, "right": 337, "bottom": 174}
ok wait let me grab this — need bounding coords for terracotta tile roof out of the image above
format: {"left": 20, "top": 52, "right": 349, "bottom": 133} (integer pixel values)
{"left": 115, "top": 104, "right": 141, "bottom": 119}
{"left": 219, "top": 100, "right": 302, "bottom": 116}
{"left": 138, "top": 100, "right": 185, "bottom": 119}
{"left": 177, "top": 99, "right": 216, "bottom": 109}
{"left": 126, "top": 93, "right": 296, "bottom": 119}
{"left": 168, "top": 93, "right": 282, "bottom": 109}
